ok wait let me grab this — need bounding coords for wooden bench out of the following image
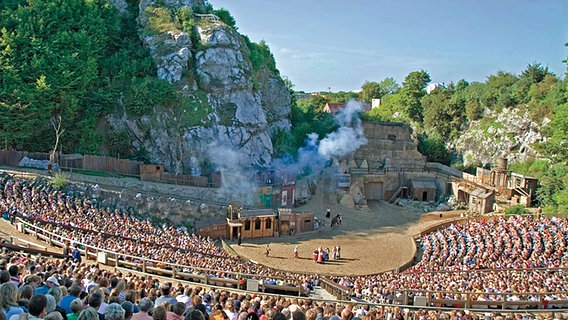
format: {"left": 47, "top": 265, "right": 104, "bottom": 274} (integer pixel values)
{"left": 261, "top": 283, "right": 302, "bottom": 297}
{"left": 177, "top": 271, "right": 207, "bottom": 284}
{"left": 206, "top": 277, "right": 239, "bottom": 289}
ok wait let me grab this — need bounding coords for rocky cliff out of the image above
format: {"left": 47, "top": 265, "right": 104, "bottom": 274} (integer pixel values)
{"left": 108, "top": 0, "right": 291, "bottom": 174}
{"left": 453, "top": 107, "right": 548, "bottom": 167}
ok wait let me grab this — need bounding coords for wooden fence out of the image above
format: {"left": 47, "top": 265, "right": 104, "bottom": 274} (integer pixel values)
{"left": 160, "top": 172, "right": 210, "bottom": 187}
{"left": 80, "top": 155, "right": 141, "bottom": 176}
{"left": 0, "top": 150, "right": 142, "bottom": 176}
{"left": 0, "top": 150, "right": 50, "bottom": 167}
{"left": 0, "top": 150, "right": 222, "bottom": 188}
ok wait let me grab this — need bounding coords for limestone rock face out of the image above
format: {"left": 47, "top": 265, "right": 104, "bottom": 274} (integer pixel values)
{"left": 454, "top": 108, "right": 547, "bottom": 166}
{"left": 260, "top": 76, "right": 292, "bottom": 134}
{"left": 109, "top": 0, "right": 291, "bottom": 173}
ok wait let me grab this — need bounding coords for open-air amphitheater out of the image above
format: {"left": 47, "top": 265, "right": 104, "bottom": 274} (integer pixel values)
{"left": 1, "top": 167, "right": 568, "bottom": 320}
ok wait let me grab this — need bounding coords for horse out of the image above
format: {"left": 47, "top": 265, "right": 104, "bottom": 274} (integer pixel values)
{"left": 330, "top": 214, "right": 342, "bottom": 229}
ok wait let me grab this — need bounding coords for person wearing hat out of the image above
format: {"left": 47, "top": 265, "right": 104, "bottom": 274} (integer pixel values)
{"left": 34, "top": 276, "right": 59, "bottom": 295}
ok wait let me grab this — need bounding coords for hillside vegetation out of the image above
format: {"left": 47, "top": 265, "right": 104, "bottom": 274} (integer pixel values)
{"left": 0, "top": 1, "right": 567, "bottom": 213}
{"left": 295, "top": 63, "right": 568, "bottom": 213}
{"left": 0, "top": 0, "right": 286, "bottom": 172}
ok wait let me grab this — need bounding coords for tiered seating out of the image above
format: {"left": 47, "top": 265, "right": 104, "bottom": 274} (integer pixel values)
{"left": 2, "top": 173, "right": 568, "bottom": 308}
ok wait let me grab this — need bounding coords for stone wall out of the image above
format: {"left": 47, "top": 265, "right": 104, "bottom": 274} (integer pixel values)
{"left": 344, "top": 122, "right": 456, "bottom": 205}
{"left": 352, "top": 122, "right": 426, "bottom": 170}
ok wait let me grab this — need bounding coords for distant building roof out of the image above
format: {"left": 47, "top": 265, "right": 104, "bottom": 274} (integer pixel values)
{"left": 426, "top": 83, "right": 443, "bottom": 94}
{"left": 471, "top": 188, "right": 494, "bottom": 199}
{"left": 323, "top": 102, "right": 371, "bottom": 113}
{"left": 240, "top": 209, "right": 275, "bottom": 218}
{"left": 278, "top": 208, "right": 292, "bottom": 216}
{"left": 228, "top": 200, "right": 243, "bottom": 208}
{"left": 194, "top": 216, "right": 227, "bottom": 228}
{"left": 409, "top": 178, "right": 437, "bottom": 190}
{"left": 324, "top": 102, "right": 345, "bottom": 113}
{"left": 511, "top": 172, "right": 538, "bottom": 180}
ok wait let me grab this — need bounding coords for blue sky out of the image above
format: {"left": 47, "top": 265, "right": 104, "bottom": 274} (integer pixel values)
{"left": 210, "top": 1, "right": 568, "bottom": 93}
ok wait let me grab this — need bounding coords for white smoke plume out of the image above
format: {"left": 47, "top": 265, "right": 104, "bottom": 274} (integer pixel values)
{"left": 208, "top": 100, "right": 368, "bottom": 205}
{"left": 207, "top": 142, "right": 257, "bottom": 205}
{"left": 318, "top": 101, "right": 367, "bottom": 159}
{"left": 283, "top": 100, "right": 367, "bottom": 172}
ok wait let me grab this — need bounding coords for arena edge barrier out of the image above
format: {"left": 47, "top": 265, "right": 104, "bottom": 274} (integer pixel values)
{"left": 5, "top": 222, "right": 568, "bottom": 316}
{"left": 13, "top": 217, "right": 305, "bottom": 297}
{"left": 9, "top": 217, "right": 568, "bottom": 310}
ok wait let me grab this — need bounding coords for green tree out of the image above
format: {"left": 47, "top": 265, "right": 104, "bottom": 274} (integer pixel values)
{"left": 379, "top": 77, "right": 400, "bottom": 95}
{"left": 417, "top": 134, "right": 451, "bottom": 165}
{"left": 505, "top": 204, "right": 530, "bottom": 215}
{"left": 527, "top": 74, "right": 565, "bottom": 121}
{"left": 327, "top": 91, "right": 358, "bottom": 103}
{"left": 483, "top": 70, "right": 518, "bottom": 110}
{"left": 358, "top": 78, "right": 399, "bottom": 103}
{"left": 0, "top": 0, "right": 120, "bottom": 151}
{"left": 213, "top": 8, "right": 237, "bottom": 29}
{"left": 359, "top": 81, "right": 382, "bottom": 103}
{"left": 364, "top": 93, "right": 403, "bottom": 122}
{"left": 465, "top": 99, "right": 483, "bottom": 122}
{"left": 289, "top": 98, "right": 336, "bottom": 155}
{"left": 422, "top": 86, "right": 449, "bottom": 134}
{"left": 296, "top": 94, "right": 328, "bottom": 114}
{"left": 539, "top": 101, "right": 568, "bottom": 164}
{"left": 399, "top": 70, "right": 431, "bottom": 122}
{"left": 512, "top": 63, "right": 553, "bottom": 104}
{"left": 536, "top": 163, "right": 568, "bottom": 213}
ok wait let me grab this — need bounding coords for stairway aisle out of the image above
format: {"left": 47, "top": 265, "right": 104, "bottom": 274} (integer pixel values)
{"left": 310, "top": 286, "right": 337, "bottom": 300}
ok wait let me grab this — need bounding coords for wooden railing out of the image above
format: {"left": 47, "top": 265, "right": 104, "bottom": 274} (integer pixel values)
{"left": 319, "top": 278, "right": 352, "bottom": 300}
{"left": 13, "top": 217, "right": 304, "bottom": 296}
{"left": 9, "top": 217, "right": 568, "bottom": 311}
{"left": 389, "top": 289, "right": 568, "bottom": 311}
{"left": 5, "top": 223, "right": 568, "bottom": 313}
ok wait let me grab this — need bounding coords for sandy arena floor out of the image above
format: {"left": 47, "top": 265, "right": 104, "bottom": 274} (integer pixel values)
{"left": 229, "top": 186, "right": 462, "bottom": 277}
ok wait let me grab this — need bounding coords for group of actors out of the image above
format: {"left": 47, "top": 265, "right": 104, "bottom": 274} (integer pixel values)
{"left": 312, "top": 246, "right": 341, "bottom": 263}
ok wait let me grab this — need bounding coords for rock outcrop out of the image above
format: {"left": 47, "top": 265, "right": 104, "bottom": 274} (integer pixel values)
{"left": 454, "top": 107, "right": 547, "bottom": 166}
{"left": 108, "top": 0, "right": 291, "bottom": 173}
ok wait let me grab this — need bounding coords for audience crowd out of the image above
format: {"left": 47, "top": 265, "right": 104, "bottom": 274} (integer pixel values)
{"left": 1, "top": 173, "right": 568, "bottom": 317}
{"left": 0, "top": 175, "right": 315, "bottom": 291}
{"left": 0, "top": 251, "right": 563, "bottom": 320}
